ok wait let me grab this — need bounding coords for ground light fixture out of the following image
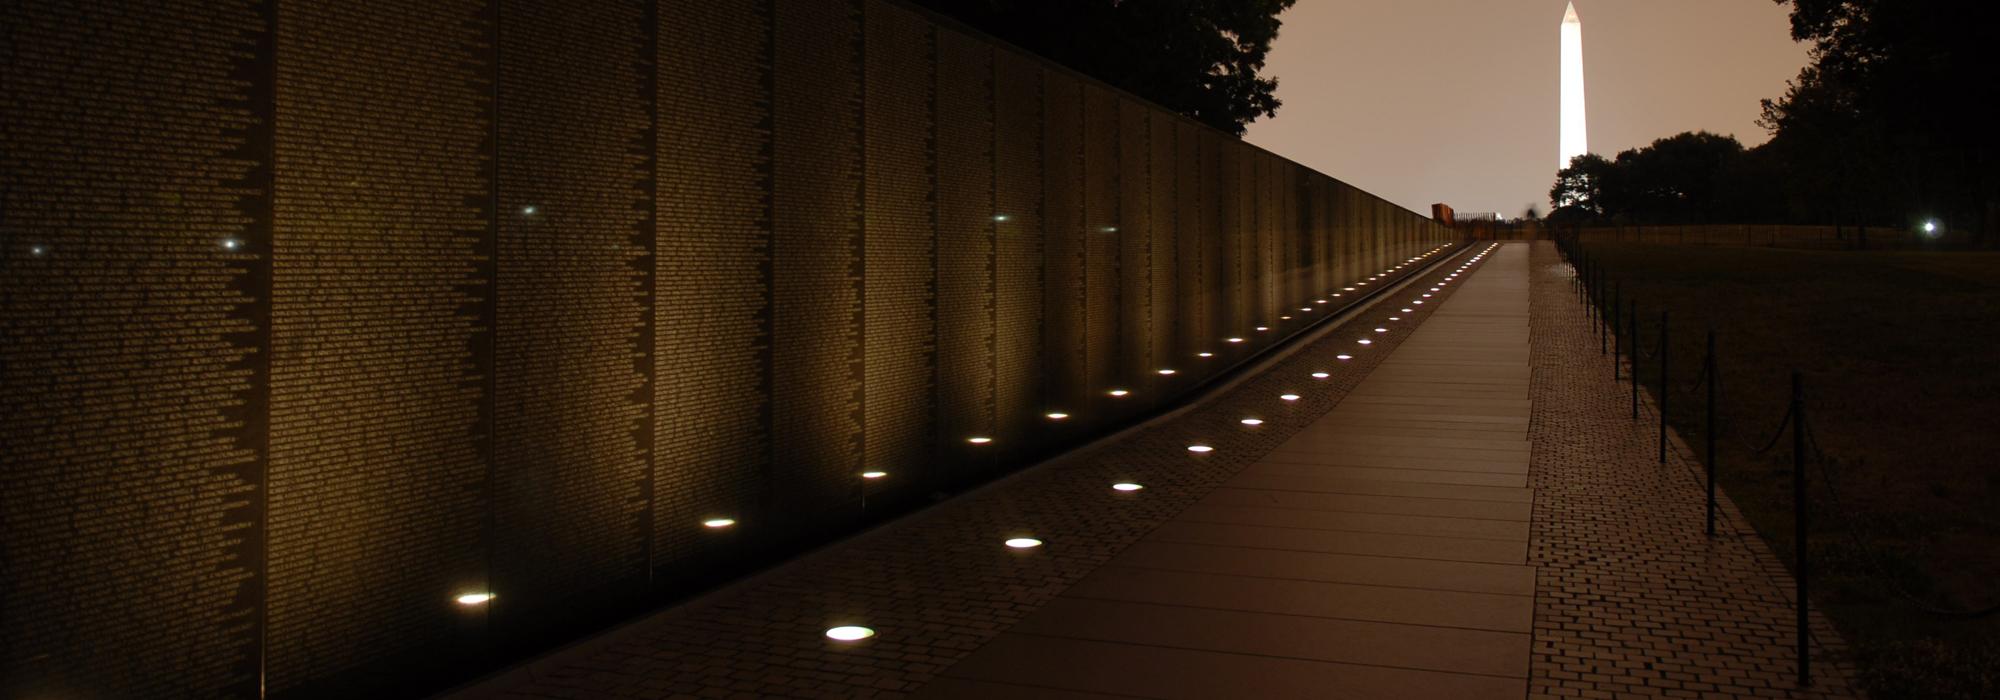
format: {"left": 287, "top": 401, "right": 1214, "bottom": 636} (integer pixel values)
{"left": 1311, "top": 372, "right": 1330, "bottom": 379}
{"left": 1336, "top": 354, "right": 1353, "bottom": 360}
{"left": 1240, "top": 418, "right": 1264, "bottom": 426}
{"left": 1357, "top": 339, "right": 1373, "bottom": 345}
{"left": 455, "top": 592, "right": 495, "bottom": 606}
{"left": 702, "top": 518, "right": 736, "bottom": 528}
{"left": 1046, "top": 412, "right": 1068, "bottom": 420}
{"left": 1107, "top": 389, "right": 1130, "bottom": 397}
{"left": 825, "top": 626, "right": 875, "bottom": 642}
{"left": 1280, "top": 394, "right": 1300, "bottom": 401}
{"left": 1227, "top": 337, "right": 1244, "bottom": 343}
{"left": 1402, "top": 308, "right": 1413, "bottom": 313}
{"left": 860, "top": 471, "right": 887, "bottom": 479}
{"left": 967, "top": 436, "right": 993, "bottom": 444}
{"left": 1156, "top": 369, "right": 1176, "bottom": 375}
{"left": 1374, "top": 328, "right": 1388, "bottom": 333}
{"left": 1197, "top": 352, "right": 1213, "bottom": 358}
{"left": 1187, "top": 444, "right": 1214, "bottom": 453}
{"left": 1112, "top": 482, "right": 1144, "bottom": 492}
{"left": 1255, "top": 326, "right": 1269, "bottom": 331}
{"left": 1004, "top": 537, "right": 1043, "bottom": 549}
{"left": 1388, "top": 317, "right": 1401, "bottom": 321}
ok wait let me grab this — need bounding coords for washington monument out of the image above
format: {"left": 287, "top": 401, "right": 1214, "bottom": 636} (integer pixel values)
{"left": 1560, "top": 1, "right": 1587, "bottom": 170}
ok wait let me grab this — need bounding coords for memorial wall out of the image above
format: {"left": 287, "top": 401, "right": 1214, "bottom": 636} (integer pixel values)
{"left": 0, "top": 1, "right": 1455, "bottom": 697}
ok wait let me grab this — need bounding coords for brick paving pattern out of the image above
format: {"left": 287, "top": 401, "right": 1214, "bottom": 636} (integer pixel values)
{"left": 1524, "top": 240, "right": 1860, "bottom": 699}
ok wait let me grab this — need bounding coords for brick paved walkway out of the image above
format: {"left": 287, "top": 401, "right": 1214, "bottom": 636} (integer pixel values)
{"left": 448, "top": 241, "right": 1860, "bottom": 700}
{"left": 1523, "top": 240, "right": 1859, "bottom": 699}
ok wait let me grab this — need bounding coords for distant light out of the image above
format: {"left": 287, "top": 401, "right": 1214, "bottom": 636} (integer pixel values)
{"left": 1103, "top": 226, "right": 1119, "bottom": 233}
{"left": 1156, "top": 369, "right": 1176, "bottom": 375}
{"left": 456, "top": 592, "right": 495, "bottom": 606}
{"left": 1112, "top": 482, "right": 1144, "bottom": 492}
{"left": 1108, "top": 389, "right": 1130, "bottom": 397}
{"left": 221, "top": 238, "right": 242, "bottom": 250}
{"left": 994, "top": 215, "right": 1010, "bottom": 222}
{"left": 1005, "top": 537, "right": 1043, "bottom": 549}
{"left": 861, "top": 470, "right": 887, "bottom": 479}
{"left": 1227, "top": 337, "right": 1245, "bottom": 343}
{"left": 968, "top": 436, "right": 993, "bottom": 444}
{"left": 1046, "top": 412, "right": 1069, "bottom": 420}
{"left": 703, "top": 518, "right": 736, "bottom": 528}
{"left": 30, "top": 245, "right": 46, "bottom": 256}
{"left": 1311, "top": 372, "right": 1329, "bottom": 379}
{"left": 1280, "top": 394, "right": 1300, "bottom": 401}
{"left": 826, "top": 626, "right": 876, "bottom": 641}
{"left": 1240, "top": 418, "right": 1264, "bottom": 425}
{"left": 1187, "top": 444, "right": 1214, "bottom": 453}
{"left": 1923, "top": 220, "right": 1939, "bottom": 236}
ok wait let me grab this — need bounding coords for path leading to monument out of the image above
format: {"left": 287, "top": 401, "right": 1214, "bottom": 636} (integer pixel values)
{"left": 451, "top": 242, "right": 1858, "bottom": 700}
{"left": 914, "top": 244, "right": 1536, "bottom": 698}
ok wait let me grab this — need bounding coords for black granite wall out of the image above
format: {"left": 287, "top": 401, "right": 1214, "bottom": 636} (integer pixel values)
{"left": 0, "top": 1, "right": 1455, "bottom": 697}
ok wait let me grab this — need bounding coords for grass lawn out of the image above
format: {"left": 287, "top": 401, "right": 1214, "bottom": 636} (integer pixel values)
{"left": 1579, "top": 242, "right": 2000, "bottom": 699}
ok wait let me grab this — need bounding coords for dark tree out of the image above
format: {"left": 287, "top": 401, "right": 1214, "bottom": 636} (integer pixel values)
{"left": 1550, "top": 153, "right": 1615, "bottom": 221}
{"left": 911, "top": 0, "right": 1297, "bottom": 135}
{"left": 1768, "top": 0, "right": 2000, "bottom": 242}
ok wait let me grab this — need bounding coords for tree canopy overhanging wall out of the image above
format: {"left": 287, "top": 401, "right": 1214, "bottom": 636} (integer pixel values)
{"left": 0, "top": 1, "right": 1453, "bottom": 697}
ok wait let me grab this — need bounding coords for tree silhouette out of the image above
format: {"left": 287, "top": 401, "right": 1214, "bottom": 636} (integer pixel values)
{"left": 912, "top": 0, "right": 1297, "bottom": 136}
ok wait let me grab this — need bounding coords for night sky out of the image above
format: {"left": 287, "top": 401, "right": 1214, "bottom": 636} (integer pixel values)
{"left": 1246, "top": 0, "right": 1807, "bottom": 217}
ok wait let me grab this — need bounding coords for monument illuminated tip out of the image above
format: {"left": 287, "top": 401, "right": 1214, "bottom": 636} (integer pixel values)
{"left": 1560, "top": 2, "right": 1589, "bottom": 171}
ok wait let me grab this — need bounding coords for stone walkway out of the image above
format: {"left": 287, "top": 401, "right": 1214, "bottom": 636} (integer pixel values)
{"left": 913, "top": 243, "right": 1536, "bottom": 698}
{"left": 1523, "top": 241, "right": 1859, "bottom": 699}
{"left": 449, "top": 242, "right": 1858, "bottom": 699}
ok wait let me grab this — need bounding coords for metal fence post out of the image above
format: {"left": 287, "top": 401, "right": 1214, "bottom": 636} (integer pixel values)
{"left": 1629, "top": 301, "right": 1639, "bottom": 420}
{"left": 1659, "top": 311, "right": 1669, "bottom": 463}
{"left": 1705, "top": 330, "right": 1717, "bottom": 536}
{"left": 1612, "top": 284, "right": 1622, "bottom": 378}
{"left": 1793, "top": 369, "right": 1811, "bottom": 687}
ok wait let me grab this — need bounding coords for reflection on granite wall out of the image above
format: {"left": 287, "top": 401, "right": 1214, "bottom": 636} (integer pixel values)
{"left": 0, "top": 0, "right": 1456, "bottom": 697}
